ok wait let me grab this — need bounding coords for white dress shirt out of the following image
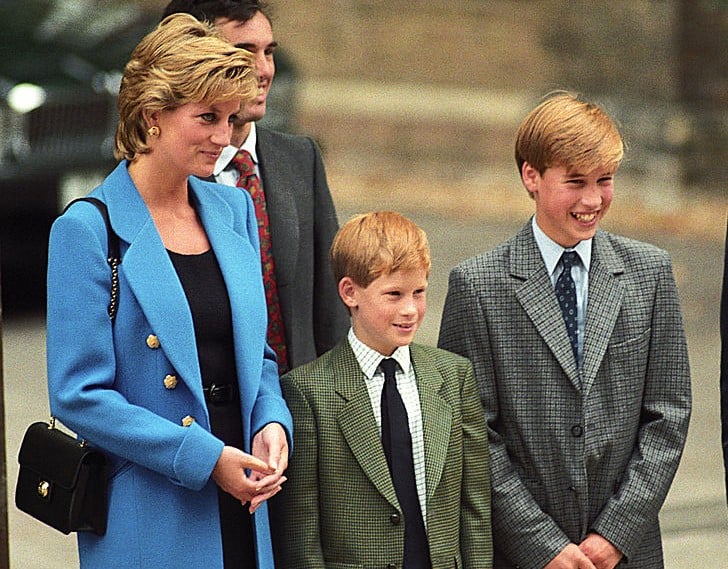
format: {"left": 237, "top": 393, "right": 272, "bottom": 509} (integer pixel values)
{"left": 212, "top": 121, "right": 260, "bottom": 186}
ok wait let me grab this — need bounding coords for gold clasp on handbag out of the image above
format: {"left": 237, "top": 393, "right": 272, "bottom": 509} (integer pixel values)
{"left": 37, "top": 480, "right": 51, "bottom": 499}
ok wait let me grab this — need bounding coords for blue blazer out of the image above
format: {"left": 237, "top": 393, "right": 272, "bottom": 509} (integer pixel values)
{"left": 46, "top": 161, "right": 293, "bottom": 569}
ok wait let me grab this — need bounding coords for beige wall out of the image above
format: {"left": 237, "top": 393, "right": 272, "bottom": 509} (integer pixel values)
{"left": 141, "top": 1, "right": 724, "bottom": 192}
{"left": 266, "top": 1, "right": 681, "bottom": 181}
{"left": 270, "top": 1, "right": 675, "bottom": 94}
{"left": 271, "top": 1, "right": 554, "bottom": 90}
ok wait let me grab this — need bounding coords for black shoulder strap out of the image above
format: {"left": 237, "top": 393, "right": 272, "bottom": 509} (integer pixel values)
{"left": 63, "top": 197, "right": 122, "bottom": 320}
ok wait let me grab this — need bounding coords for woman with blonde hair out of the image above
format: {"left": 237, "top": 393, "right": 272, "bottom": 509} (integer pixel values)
{"left": 46, "top": 14, "right": 291, "bottom": 568}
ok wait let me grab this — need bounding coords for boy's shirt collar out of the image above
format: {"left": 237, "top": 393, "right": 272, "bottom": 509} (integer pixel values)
{"left": 347, "top": 328, "right": 412, "bottom": 379}
{"left": 531, "top": 216, "right": 592, "bottom": 275}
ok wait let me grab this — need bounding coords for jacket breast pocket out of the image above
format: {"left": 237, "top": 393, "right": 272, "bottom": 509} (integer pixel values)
{"left": 608, "top": 325, "right": 651, "bottom": 356}
{"left": 604, "top": 326, "right": 651, "bottom": 385}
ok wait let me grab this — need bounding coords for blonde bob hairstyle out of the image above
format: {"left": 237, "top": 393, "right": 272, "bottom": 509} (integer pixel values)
{"left": 330, "top": 211, "right": 431, "bottom": 289}
{"left": 515, "top": 91, "right": 624, "bottom": 177}
{"left": 115, "top": 13, "right": 257, "bottom": 161}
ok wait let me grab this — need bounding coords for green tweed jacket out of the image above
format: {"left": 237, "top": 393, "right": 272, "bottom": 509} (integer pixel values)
{"left": 270, "top": 340, "right": 493, "bottom": 569}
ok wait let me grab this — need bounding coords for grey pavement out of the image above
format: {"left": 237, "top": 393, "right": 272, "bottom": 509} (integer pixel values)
{"left": 3, "top": 206, "right": 727, "bottom": 567}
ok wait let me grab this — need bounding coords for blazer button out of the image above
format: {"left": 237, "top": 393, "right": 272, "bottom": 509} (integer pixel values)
{"left": 146, "top": 334, "right": 160, "bottom": 349}
{"left": 570, "top": 424, "right": 584, "bottom": 437}
{"left": 163, "top": 375, "right": 178, "bottom": 389}
{"left": 181, "top": 415, "right": 195, "bottom": 427}
{"left": 389, "top": 513, "right": 401, "bottom": 525}
{"left": 387, "top": 564, "right": 397, "bottom": 569}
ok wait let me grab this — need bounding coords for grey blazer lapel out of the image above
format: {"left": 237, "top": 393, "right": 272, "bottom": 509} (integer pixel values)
{"left": 511, "top": 223, "right": 581, "bottom": 387}
{"left": 411, "top": 345, "right": 452, "bottom": 505}
{"left": 333, "top": 344, "right": 399, "bottom": 509}
{"left": 256, "top": 127, "right": 299, "bottom": 287}
{"left": 581, "top": 231, "right": 625, "bottom": 393}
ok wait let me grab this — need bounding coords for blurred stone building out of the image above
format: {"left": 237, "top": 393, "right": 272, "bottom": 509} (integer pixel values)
{"left": 262, "top": 0, "right": 725, "bottom": 197}
{"left": 100, "top": 0, "right": 728, "bottom": 196}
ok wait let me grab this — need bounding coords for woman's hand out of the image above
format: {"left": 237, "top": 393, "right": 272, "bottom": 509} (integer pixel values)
{"left": 249, "top": 422, "right": 289, "bottom": 513}
{"left": 212, "top": 446, "right": 274, "bottom": 505}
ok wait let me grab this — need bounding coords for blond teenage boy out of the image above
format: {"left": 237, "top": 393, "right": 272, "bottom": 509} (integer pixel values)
{"left": 271, "top": 211, "right": 493, "bottom": 569}
{"left": 439, "top": 92, "right": 691, "bottom": 569}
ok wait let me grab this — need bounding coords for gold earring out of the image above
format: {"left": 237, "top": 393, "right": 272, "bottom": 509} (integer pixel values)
{"left": 147, "top": 125, "right": 160, "bottom": 137}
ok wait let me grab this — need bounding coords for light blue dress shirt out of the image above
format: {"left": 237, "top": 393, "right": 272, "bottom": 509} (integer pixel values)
{"left": 532, "top": 217, "right": 592, "bottom": 367}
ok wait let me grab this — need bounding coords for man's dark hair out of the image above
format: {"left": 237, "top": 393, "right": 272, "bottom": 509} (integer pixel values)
{"left": 161, "top": 0, "right": 271, "bottom": 24}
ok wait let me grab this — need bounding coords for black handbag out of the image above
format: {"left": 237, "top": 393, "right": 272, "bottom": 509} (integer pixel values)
{"left": 15, "top": 197, "right": 120, "bottom": 535}
{"left": 15, "top": 420, "right": 108, "bottom": 535}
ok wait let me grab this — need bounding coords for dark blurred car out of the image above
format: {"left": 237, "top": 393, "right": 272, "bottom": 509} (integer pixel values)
{"left": 0, "top": 1, "right": 153, "bottom": 314}
{"left": 0, "top": 0, "right": 297, "bottom": 315}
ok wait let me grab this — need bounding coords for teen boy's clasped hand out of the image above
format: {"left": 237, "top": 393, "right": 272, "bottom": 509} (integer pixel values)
{"left": 544, "top": 535, "right": 622, "bottom": 569}
{"left": 578, "top": 533, "right": 623, "bottom": 568}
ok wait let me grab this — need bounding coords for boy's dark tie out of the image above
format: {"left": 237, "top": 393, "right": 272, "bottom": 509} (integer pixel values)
{"left": 379, "top": 358, "right": 430, "bottom": 568}
{"left": 231, "top": 149, "right": 289, "bottom": 374}
{"left": 556, "top": 251, "right": 580, "bottom": 364}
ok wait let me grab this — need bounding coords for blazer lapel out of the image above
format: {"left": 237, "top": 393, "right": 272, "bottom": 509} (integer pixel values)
{"left": 512, "top": 222, "right": 582, "bottom": 388}
{"left": 100, "top": 163, "right": 205, "bottom": 407}
{"left": 190, "top": 178, "right": 268, "bottom": 425}
{"left": 410, "top": 345, "right": 452, "bottom": 506}
{"left": 333, "top": 343, "right": 400, "bottom": 510}
{"left": 581, "top": 231, "right": 625, "bottom": 394}
{"left": 255, "top": 127, "right": 299, "bottom": 287}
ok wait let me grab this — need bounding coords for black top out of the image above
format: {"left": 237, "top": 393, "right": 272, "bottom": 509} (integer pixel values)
{"left": 169, "top": 248, "right": 255, "bottom": 568}
{"left": 168, "top": 249, "right": 235, "bottom": 389}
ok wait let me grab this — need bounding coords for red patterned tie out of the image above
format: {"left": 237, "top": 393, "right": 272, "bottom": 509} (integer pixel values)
{"left": 231, "top": 150, "right": 289, "bottom": 374}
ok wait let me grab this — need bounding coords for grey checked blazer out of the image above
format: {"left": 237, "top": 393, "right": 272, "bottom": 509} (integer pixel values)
{"left": 270, "top": 341, "right": 493, "bottom": 569}
{"left": 721, "top": 218, "right": 728, "bottom": 502}
{"left": 438, "top": 221, "right": 691, "bottom": 569}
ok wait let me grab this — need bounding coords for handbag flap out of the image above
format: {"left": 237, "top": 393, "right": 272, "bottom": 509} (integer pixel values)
{"left": 18, "top": 422, "right": 103, "bottom": 491}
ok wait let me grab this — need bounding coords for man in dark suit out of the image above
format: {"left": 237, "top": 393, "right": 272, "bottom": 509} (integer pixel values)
{"left": 162, "top": 0, "right": 349, "bottom": 371}
{"left": 439, "top": 92, "right": 691, "bottom": 568}
{"left": 721, "top": 219, "right": 728, "bottom": 505}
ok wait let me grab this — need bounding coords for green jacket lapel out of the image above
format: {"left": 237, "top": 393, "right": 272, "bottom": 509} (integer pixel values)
{"left": 333, "top": 343, "right": 399, "bottom": 509}
{"left": 411, "top": 344, "right": 452, "bottom": 507}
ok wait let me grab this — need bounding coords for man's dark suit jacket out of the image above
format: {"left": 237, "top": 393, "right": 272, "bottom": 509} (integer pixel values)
{"left": 221, "top": 125, "right": 349, "bottom": 369}
{"left": 721, "top": 218, "right": 728, "bottom": 504}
